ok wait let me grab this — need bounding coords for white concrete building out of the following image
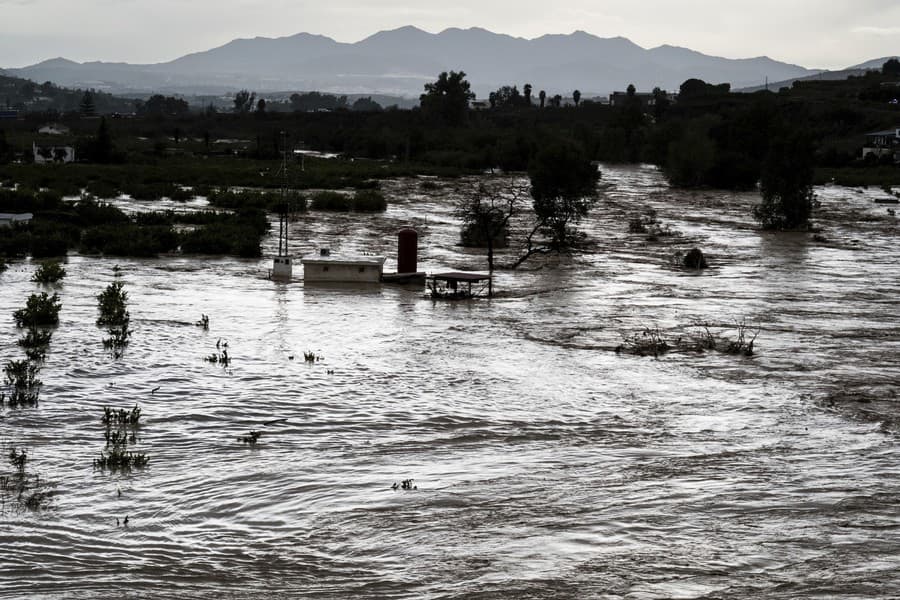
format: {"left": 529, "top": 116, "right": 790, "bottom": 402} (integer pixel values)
{"left": 301, "top": 249, "right": 385, "bottom": 283}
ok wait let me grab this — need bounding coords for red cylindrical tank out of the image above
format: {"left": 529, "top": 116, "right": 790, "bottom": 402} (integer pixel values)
{"left": 397, "top": 228, "right": 418, "bottom": 273}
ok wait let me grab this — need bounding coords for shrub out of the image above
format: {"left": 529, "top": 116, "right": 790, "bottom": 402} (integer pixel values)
{"left": 97, "top": 282, "right": 129, "bottom": 328}
{"left": 310, "top": 190, "right": 351, "bottom": 211}
{"left": 13, "top": 293, "right": 61, "bottom": 328}
{"left": 81, "top": 224, "right": 178, "bottom": 257}
{"left": 31, "top": 260, "right": 66, "bottom": 283}
{"left": 74, "top": 198, "right": 130, "bottom": 226}
{"left": 1, "top": 360, "right": 41, "bottom": 407}
{"left": 352, "top": 189, "right": 387, "bottom": 212}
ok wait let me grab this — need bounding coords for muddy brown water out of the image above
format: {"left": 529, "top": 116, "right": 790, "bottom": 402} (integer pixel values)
{"left": 1, "top": 164, "right": 899, "bottom": 598}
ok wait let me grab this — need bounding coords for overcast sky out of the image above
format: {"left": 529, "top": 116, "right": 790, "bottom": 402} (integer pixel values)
{"left": 1, "top": 0, "right": 898, "bottom": 69}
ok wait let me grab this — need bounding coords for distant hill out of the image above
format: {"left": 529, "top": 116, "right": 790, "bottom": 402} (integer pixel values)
{"left": 737, "top": 56, "right": 898, "bottom": 93}
{"left": 6, "top": 26, "right": 822, "bottom": 98}
{"left": 0, "top": 72, "right": 136, "bottom": 114}
{"left": 849, "top": 56, "right": 900, "bottom": 70}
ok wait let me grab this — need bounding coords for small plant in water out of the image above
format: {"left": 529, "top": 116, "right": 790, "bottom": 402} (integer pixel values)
{"left": 238, "top": 430, "right": 261, "bottom": 445}
{"left": 1, "top": 360, "right": 41, "bottom": 407}
{"left": 95, "top": 405, "right": 148, "bottom": 471}
{"left": 1, "top": 444, "right": 52, "bottom": 512}
{"left": 616, "top": 326, "right": 670, "bottom": 358}
{"left": 723, "top": 320, "right": 759, "bottom": 356}
{"left": 97, "top": 281, "right": 131, "bottom": 356}
{"left": 391, "top": 479, "right": 417, "bottom": 490}
{"left": 303, "top": 351, "right": 321, "bottom": 363}
{"left": 205, "top": 348, "right": 230, "bottom": 366}
{"left": 13, "top": 293, "right": 62, "bottom": 328}
{"left": 17, "top": 327, "right": 53, "bottom": 362}
{"left": 96, "top": 282, "right": 129, "bottom": 328}
{"left": 31, "top": 260, "right": 67, "bottom": 284}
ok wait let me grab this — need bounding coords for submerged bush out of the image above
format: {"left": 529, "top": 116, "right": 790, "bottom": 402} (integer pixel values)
{"left": 97, "top": 281, "right": 129, "bottom": 328}
{"left": 18, "top": 327, "right": 53, "bottom": 362}
{"left": 1, "top": 360, "right": 42, "bottom": 407}
{"left": 179, "top": 209, "right": 269, "bottom": 258}
{"left": 310, "top": 190, "right": 351, "bottom": 211}
{"left": 310, "top": 189, "right": 387, "bottom": 212}
{"left": 81, "top": 224, "right": 178, "bottom": 257}
{"left": 96, "top": 404, "right": 147, "bottom": 471}
{"left": 351, "top": 189, "right": 387, "bottom": 212}
{"left": 207, "top": 188, "right": 307, "bottom": 212}
{"left": 13, "top": 293, "right": 61, "bottom": 328}
{"left": 31, "top": 260, "right": 67, "bottom": 283}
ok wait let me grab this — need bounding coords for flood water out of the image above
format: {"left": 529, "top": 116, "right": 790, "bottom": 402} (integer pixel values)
{"left": 1, "top": 164, "right": 899, "bottom": 598}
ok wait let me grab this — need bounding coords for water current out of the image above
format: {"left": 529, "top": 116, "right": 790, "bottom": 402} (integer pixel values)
{"left": 1, "top": 164, "right": 899, "bottom": 598}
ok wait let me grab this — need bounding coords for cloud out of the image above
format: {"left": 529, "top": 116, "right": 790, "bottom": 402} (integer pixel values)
{"left": 852, "top": 26, "right": 900, "bottom": 36}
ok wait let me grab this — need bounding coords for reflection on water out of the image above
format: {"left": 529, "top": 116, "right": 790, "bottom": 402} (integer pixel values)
{"left": 2, "top": 165, "right": 899, "bottom": 598}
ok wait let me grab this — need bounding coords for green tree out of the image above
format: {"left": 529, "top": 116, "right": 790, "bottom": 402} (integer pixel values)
{"left": 512, "top": 141, "right": 599, "bottom": 268}
{"left": 0, "top": 129, "right": 11, "bottom": 164}
{"left": 523, "top": 83, "right": 533, "bottom": 106}
{"left": 573, "top": 90, "right": 581, "bottom": 106}
{"left": 663, "top": 120, "right": 716, "bottom": 187}
{"left": 456, "top": 180, "right": 527, "bottom": 296}
{"left": 419, "top": 71, "right": 474, "bottom": 126}
{"left": 490, "top": 85, "right": 526, "bottom": 109}
{"left": 80, "top": 91, "right": 96, "bottom": 116}
{"left": 883, "top": 58, "right": 900, "bottom": 76}
{"left": 753, "top": 130, "right": 815, "bottom": 230}
{"left": 91, "top": 117, "right": 114, "bottom": 163}
{"left": 538, "top": 90, "right": 546, "bottom": 109}
{"left": 233, "top": 90, "right": 256, "bottom": 113}
{"left": 351, "top": 97, "right": 383, "bottom": 111}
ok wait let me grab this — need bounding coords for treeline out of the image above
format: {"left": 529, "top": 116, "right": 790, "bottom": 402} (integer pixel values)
{"left": 0, "top": 188, "right": 269, "bottom": 258}
{"left": 2, "top": 63, "right": 899, "bottom": 191}
{"left": 1, "top": 75, "right": 135, "bottom": 115}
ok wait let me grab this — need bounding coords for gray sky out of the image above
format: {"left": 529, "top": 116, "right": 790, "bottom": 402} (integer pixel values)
{"left": 1, "top": 0, "right": 897, "bottom": 69}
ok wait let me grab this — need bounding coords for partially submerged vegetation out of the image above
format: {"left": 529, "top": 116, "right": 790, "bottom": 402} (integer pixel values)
{"left": 0, "top": 188, "right": 270, "bottom": 259}
{"left": 13, "top": 292, "right": 61, "bottom": 328}
{"left": 95, "top": 405, "right": 148, "bottom": 471}
{"left": 1, "top": 360, "right": 42, "bottom": 407}
{"left": 617, "top": 321, "right": 760, "bottom": 358}
{"left": 1, "top": 445, "right": 52, "bottom": 512}
{"left": 309, "top": 189, "right": 387, "bottom": 212}
{"left": 97, "top": 280, "right": 131, "bottom": 357}
{"left": 31, "top": 259, "right": 67, "bottom": 283}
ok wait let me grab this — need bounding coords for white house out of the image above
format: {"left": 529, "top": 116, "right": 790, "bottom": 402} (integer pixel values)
{"left": 33, "top": 143, "right": 75, "bottom": 164}
{"left": 301, "top": 249, "right": 385, "bottom": 283}
{"left": 0, "top": 213, "right": 33, "bottom": 228}
{"left": 38, "top": 123, "right": 70, "bottom": 135}
{"left": 862, "top": 128, "right": 900, "bottom": 161}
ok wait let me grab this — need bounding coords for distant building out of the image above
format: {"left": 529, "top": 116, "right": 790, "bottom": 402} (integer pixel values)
{"left": 0, "top": 110, "right": 18, "bottom": 120}
{"left": 38, "top": 123, "right": 71, "bottom": 135}
{"left": 862, "top": 128, "right": 900, "bottom": 161}
{"left": 33, "top": 143, "right": 75, "bottom": 164}
{"left": 609, "top": 91, "right": 654, "bottom": 107}
{"left": 469, "top": 100, "right": 490, "bottom": 111}
{"left": 0, "top": 213, "right": 33, "bottom": 228}
{"left": 608, "top": 91, "right": 676, "bottom": 108}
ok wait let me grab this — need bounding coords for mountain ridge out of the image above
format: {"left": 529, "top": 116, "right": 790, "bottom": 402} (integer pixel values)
{"left": 4, "top": 27, "right": 845, "bottom": 97}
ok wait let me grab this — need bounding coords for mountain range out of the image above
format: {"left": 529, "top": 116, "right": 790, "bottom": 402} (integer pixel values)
{"left": 3, "top": 26, "right": 839, "bottom": 98}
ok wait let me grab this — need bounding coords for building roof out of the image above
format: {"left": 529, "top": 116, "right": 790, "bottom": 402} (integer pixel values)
{"left": 866, "top": 128, "right": 900, "bottom": 136}
{"left": 0, "top": 212, "right": 33, "bottom": 222}
{"left": 301, "top": 253, "right": 385, "bottom": 267}
{"left": 428, "top": 271, "right": 491, "bottom": 282}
